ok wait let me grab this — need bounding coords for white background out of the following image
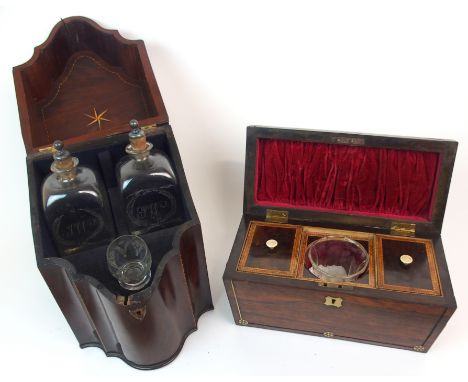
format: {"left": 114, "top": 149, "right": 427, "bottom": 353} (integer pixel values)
{"left": 0, "top": 0, "right": 467, "bottom": 378}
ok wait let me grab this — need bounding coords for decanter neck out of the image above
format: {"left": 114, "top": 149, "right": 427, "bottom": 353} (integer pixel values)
{"left": 130, "top": 150, "right": 151, "bottom": 162}
{"left": 50, "top": 140, "right": 79, "bottom": 183}
{"left": 125, "top": 119, "right": 153, "bottom": 162}
{"left": 56, "top": 167, "right": 78, "bottom": 183}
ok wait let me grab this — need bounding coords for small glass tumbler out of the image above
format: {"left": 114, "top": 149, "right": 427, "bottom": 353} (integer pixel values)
{"left": 306, "top": 236, "right": 369, "bottom": 283}
{"left": 106, "top": 235, "right": 152, "bottom": 291}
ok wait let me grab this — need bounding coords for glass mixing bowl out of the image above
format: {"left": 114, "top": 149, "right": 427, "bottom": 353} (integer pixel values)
{"left": 306, "top": 236, "right": 369, "bottom": 282}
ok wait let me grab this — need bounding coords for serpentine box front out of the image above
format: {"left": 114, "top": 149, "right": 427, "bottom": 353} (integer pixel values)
{"left": 223, "top": 125, "right": 457, "bottom": 352}
{"left": 13, "top": 16, "right": 212, "bottom": 369}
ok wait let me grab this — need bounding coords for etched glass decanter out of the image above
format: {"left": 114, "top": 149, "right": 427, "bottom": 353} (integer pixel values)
{"left": 42, "top": 141, "right": 115, "bottom": 256}
{"left": 117, "top": 120, "right": 183, "bottom": 235}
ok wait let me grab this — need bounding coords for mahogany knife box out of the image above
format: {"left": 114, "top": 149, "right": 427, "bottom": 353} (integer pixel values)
{"left": 223, "top": 125, "right": 457, "bottom": 352}
{"left": 14, "top": 16, "right": 212, "bottom": 369}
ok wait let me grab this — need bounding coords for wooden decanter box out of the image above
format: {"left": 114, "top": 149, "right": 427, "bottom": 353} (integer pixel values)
{"left": 223, "top": 125, "right": 457, "bottom": 352}
{"left": 13, "top": 16, "right": 212, "bottom": 369}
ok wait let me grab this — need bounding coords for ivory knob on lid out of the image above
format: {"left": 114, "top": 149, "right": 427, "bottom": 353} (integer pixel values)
{"left": 400, "top": 254, "right": 414, "bottom": 268}
{"left": 266, "top": 239, "right": 278, "bottom": 252}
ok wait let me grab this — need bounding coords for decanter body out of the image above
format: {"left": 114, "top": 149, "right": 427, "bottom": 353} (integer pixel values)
{"left": 42, "top": 141, "right": 115, "bottom": 256}
{"left": 117, "top": 120, "right": 183, "bottom": 235}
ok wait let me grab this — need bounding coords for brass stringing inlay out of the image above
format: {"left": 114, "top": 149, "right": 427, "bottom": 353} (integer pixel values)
{"left": 230, "top": 281, "right": 248, "bottom": 325}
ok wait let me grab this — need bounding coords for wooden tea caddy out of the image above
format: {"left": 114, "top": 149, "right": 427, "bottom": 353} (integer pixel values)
{"left": 14, "top": 16, "right": 212, "bottom": 369}
{"left": 223, "top": 125, "right": 457, "bottom": 352}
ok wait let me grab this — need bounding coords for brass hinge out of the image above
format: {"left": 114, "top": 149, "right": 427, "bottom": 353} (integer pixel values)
{"left": 390, "top": 222, "right": 416, "bottom": 237}
{"left": 38, "top": 145, "right": 54, "bottom": 153}
{"left": 265, "top": 209, "right": 288, "bottom": 223}
{"left": 141, "top": 123, "right": 158, "bottom": 134}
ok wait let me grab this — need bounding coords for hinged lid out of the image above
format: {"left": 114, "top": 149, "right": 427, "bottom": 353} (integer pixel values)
{"left": 244, "top": 126, "right": 457, "bottom": 236}
{"left": 13, "top": 16, "right": 168, "bottom": 153}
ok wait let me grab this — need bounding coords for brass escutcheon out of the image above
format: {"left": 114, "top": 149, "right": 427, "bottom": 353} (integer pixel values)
{"left": 323, "top": 331, "right": 334, "bottom": 338}
{"left": 128, "top": 306, "right": 147, "bottom": 321}
{"left": 324, "top": 296, "right": 343, "bottom": 308}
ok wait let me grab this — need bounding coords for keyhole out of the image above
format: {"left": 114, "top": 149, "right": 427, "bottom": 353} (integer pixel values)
{"left": 324, "top": 296, "right": 342, "bottom": 308}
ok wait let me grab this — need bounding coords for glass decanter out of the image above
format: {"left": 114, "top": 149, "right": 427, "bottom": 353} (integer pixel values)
{"left": 42, "top": 141, "right": 115, "bottom": 256}
{"left": 116, "top": 120, "right": 183, "bottom": 235}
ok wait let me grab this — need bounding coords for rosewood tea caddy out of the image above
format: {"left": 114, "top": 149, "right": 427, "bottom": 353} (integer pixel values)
{"left": 14, "top": 16, "right": 212, "bottom": 369}
{"left": 223, "top": 125, "right": 457, "bottom": 352}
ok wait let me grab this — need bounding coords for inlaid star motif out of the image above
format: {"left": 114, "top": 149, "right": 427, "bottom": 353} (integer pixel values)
{"left": 84, "top": 107, "right": 111, "bottom": 129}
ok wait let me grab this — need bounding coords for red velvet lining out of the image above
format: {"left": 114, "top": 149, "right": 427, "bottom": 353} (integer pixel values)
{"left": 255, "top": 139, "right": 440, "bottom": 221}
